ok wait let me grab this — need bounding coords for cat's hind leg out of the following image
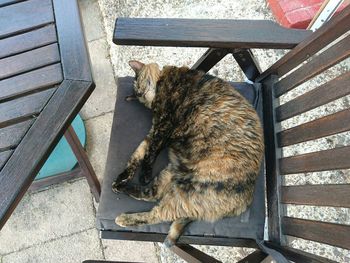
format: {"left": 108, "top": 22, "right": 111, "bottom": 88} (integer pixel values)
{"left": 164, "top": 218, "right": 192, "bottom": 247}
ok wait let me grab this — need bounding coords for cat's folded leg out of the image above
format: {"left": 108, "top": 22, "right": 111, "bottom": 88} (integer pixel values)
{"left": 112, "top": 183, "right": 158, "bottom": 202}
{"left": 112, "top": 138, "right": 151, "bottom": 188}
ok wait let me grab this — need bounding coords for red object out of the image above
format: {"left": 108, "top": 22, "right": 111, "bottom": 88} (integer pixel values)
{"left": 268, "top": 0, "right": 347, "bottom": 29}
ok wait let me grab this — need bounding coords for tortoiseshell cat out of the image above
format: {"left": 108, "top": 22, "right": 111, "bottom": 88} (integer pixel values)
{"left": 112, "top": 60, "right": 264, "bottom": 247}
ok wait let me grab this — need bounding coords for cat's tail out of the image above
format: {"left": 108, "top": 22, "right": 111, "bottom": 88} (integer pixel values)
{"left": 163, "top": 218, "right": 192, "bottom": 248}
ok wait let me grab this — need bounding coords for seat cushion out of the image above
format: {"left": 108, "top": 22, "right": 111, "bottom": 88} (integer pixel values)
{"left": 97, "top": 76, "right": 265, "bottom": 240}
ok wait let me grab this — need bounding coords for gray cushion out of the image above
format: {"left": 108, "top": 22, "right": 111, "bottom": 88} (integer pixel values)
{"left": 97, "top": 76, "right": 265, "bottom": 240}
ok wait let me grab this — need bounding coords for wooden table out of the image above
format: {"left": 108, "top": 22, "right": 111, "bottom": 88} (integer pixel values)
{"left": 0, "top": 0, "right": 100, "bottom": 230}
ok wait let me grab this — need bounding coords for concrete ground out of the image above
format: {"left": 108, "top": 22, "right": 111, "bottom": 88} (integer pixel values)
{"left": 0, "top": 0, "right": 349, "bottom": 262}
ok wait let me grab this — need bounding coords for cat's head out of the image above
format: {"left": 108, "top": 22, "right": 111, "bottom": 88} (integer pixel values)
{"left": 129, "top": 60, "right": 161, "bottom": 108}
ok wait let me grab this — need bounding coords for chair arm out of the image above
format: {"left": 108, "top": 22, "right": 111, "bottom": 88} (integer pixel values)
{"left": 113, "top": 18, "right": 312, "bottom": 49}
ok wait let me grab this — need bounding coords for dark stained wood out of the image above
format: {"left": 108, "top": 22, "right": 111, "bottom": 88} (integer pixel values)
{"left": 0, "top": 80, "right": 94, "bottom": 230}
{"left": 0, "top": 24, "right": 57, "bottom": 59}
{"left": 232, "top": 49, "right": 261, "bottom": 81}
{"left": 53, "top": 0, "right": 92, "bottom": 81}
{"left": 257, "top": 4, "right": 350, "bottom": 81}
{"left": 275, "top": 34, "right": 350, "bottom": 97}
{"left": 282, "top": 184, "right": 350, "bottom": 208}
{"left": 278, "top": 108, "right": 350, "bottom": 147}
{"left": 0, "top": 119, "right": 34, "bottom": 151}
{"left": 0, "top": 43, "right": 60, "bottom": 80}
{"left": 0, "top": 64, "right": 63, "bottom": 102}
{"left": 0, "top": 88, "right": 55, "bottom": 128}
{"left": 100, "top": 231, "right": 259, "bottom": 248}
{"left": 64, "top": 126, "right": 101, "bottom": 201}
{"left": 282, "top": 217, "right": 350, "bottom": 250}
{"left": 0, "top": 150, "right": 13, "bottom": 170}
{"left": 29, "top": 167, "right": 83, "bottom": 192}
{"left": 0, "top": 0, "right": 54, "bottom": 39}
{"left": 276, "top": 71, "right": 350, "bottom": 121}
{"left": 264, "top": 242, "right": 337, "bottom": 263}
{"left": 191, "top": 48, "right": 229, "bottom": 72}
{"left": 171, "top": 244, "right": 222, "bottom": 263}
{"left": 236, "top": 250, "right": 267, "bottom": 263}
{"left": 261, "top": 76, "right": 283, "bottom": 244}
{"left": 114, "top": 18, "right": 311, "bottom": 49}
{"left": 279, "top": 146, "right": 350, "bottom": 175}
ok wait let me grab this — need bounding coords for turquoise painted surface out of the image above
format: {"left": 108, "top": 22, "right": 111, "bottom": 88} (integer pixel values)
{"left": 35, "top": 115, "right": 86, "bottom": 180}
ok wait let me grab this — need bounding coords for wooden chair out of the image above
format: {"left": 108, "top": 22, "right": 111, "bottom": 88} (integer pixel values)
{"left": 94, "top": 5, "right": 350, "bottom": 262}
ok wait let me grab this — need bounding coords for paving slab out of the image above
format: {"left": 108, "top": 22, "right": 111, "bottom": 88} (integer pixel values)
{"left": 80, "top": 39, "right": 117, "bottom": 120}
{"left": 79, "top": 0, "right": 105, "bottom": 42}
{"left": 102, "top": 239, "right": 159, "bottom": 262}
{"left": 157, "top": 244, "right": 255, "bottom": 263}
{"left": 85, "top": 112, "right": 114, "bottom": 183}
{"left": 0, "top": 180, "right": 95, "bottom": 255}
{"left": 2, "top": 229, "right": 104, "bottom": 263}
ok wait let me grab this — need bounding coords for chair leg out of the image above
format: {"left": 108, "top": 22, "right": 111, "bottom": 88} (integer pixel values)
{"left": 231, "top": 49, "right": 261, "bottom": 81}
{"left": 64, "top": 125, "right": 101, "bottom": 202}
{"left": 191, "top": 48, "right": 229, "bottom": 72}
{"left": 236, "top": 250, "right": 268, "bottom": 263}
{"left": 170, "top": 244, "right": 221, "bottom": 263}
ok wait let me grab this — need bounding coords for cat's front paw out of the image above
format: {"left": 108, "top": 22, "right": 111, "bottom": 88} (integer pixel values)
{"left": 113, "top": 170, "right": 131, "bottom": 186}
{"left": 139, "top": 166, "right": 153, "bottom": 185}
{"left": 112, "top": 181, "right": 127, "bottom": 193}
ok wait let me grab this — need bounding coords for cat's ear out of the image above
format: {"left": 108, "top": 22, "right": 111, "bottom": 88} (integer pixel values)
{"left": 129, "top": 60, "right": 144, "bottom": 73}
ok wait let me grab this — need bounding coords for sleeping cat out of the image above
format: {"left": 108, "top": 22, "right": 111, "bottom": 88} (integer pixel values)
{"left": 112, "top": 60, "right": 264, "bottom": 247}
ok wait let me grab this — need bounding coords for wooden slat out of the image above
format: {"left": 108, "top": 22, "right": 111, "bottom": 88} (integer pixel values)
{"left": 0, "top": 0, "right": 54, "bottom": 39}
{"left": 282, "top": 217, "right": 350, "bottom": 250}
{"left": 278, "top": 108, "right": 350, "bottom": 147}
{"left": 258, "top": 4, "right": 350, "bottom": 81}
{"left": 0, "top": 63, "right": 63, "bottom": 102}
{"left": 0, "top": 80, "right": 94, "bottom": 230}
{"left": 282, "top": 184, "right": 350, "bottom": 208}
{"left": 0, "top": 120, "right": 34, "bottom": 151}
{"left": 114, "top": 18, "right": 311, "bottom": 49}
{"left": 275, "top": 34, "right": 350, "bottom": 97}
{"left": 0, "top": 43, "right": 60, "bottom": 80}
{"left": 262, "top": 76, "right": 284, "bottom": 243}
{"left": 53, "top": 0, "right": 92, "bottom": 81}
{"left": 276, "top": 71, "right": 350, "bottom": 122}
{"left": 0, "top": 150, "right": 13, "bottom": 170}
{"left": 280, "top": 146, "right": 350, "bottom": 175}
{"left": 0, "top": 89, "right": 55, "bottom": 128}
{"left": 0, "top": 24, "right": 57, "bottom": 59}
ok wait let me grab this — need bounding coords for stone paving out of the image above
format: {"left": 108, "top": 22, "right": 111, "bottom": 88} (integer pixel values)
{"left": 0, "top": 0, "right": 349, "bottom": 262}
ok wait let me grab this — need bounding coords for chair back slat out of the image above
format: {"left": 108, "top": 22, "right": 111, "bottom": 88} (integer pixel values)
{"left": 281, "top": 184, "right": 350, "bottom": 208}
{"left": 279, "top": 146, "right": 350, "bottom": 175}
{"left": 277, "top": 108, "right": 350, "bottom": 147}
{"left": 282, "top": 217, "right": 350, "bottom": 250}
{"left": 258, "top": 4, "right": 350, "bottom": 81}
{"left": 275, "top": 34, "right": 350, "bottom": 97}
{"left": 276, "top": 71, "right": 350, "bottom": 122}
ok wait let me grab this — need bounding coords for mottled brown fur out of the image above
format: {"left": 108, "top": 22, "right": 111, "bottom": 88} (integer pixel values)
{"left": 112, "top": 60, "right": 264, "bottom": 247}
